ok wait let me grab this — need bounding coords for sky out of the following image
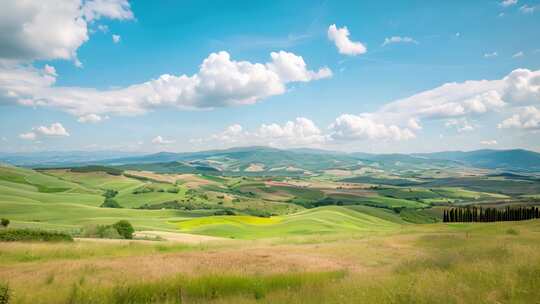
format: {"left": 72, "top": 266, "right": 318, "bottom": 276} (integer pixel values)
{"left": 0, "top": 0, "right": 539, "bottom": 154}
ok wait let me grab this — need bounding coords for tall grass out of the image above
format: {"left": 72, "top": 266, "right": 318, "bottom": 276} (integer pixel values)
{"left": 65, "top": 271, "right": 346, "bottom": 303}
{"left": 0, "top": 241, "right": 196, "bottom": 264}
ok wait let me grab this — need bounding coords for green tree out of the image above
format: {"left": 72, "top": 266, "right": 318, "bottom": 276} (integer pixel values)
{"left": 0, "top": 218, "right": 9, "bottom": 228}
{"left": 113, "top": 220, "right": 135, "bottom": 239}
{"left": 100, "top": 198, "right": 122, "bottom": 208}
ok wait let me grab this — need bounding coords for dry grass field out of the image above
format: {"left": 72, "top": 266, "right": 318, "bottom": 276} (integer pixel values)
{"left": 2, "top": 220, "right": 540, "bottom": 303}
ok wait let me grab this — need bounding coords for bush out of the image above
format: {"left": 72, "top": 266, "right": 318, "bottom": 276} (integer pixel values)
{"left": 82, "top": 225, "right": 122, "bottom": 239}
{"left": 113, "top": 220, "right": 135, "bottom": 239}
{"left": 0, "top": 283, "right": 9, "bottom": 304}
{"left": 0, "top": 218, "right": 9, "bottom": 228}
{"left": 167, "top": 188, "right": 180, "bottom": 193}
{"left": 214, "top": 209, "right": 236, "bottom": 216}
{"left": 506, "top": 228, "right": 520, "bottom": 235}
{"left": 100, "top": 198, "right": 122, "bottom": 208}
{"left": 0, "top": 229, "right": 73, "bottom": 242}
{"left": 103, "top": 189, "right": 118, "bottom": 198}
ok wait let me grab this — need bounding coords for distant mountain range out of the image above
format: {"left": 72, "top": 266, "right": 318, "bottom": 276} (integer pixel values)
{"left": 1, "top": 147, "right": 540, "bottom": 173}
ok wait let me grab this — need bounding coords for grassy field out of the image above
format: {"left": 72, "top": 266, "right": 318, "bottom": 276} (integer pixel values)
{"left": 175, "top": 206, "right": 400, "bottom": 239}
{"left": 1, "top": 220, "right": 540, "bottom": 303}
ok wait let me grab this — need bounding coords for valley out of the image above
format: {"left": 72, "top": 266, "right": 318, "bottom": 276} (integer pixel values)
{"left": 1, "top": 147, "right": 540, "bottom": 303}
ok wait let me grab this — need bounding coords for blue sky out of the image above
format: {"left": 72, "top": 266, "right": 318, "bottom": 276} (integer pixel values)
{"left": 0, "top": 0, "right": 539, "bottom": 153}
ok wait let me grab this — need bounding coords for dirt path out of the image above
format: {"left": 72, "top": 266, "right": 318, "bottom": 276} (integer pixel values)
{"left": 134, "top": 230, "right": 231, "bottom": 243}
{"left": 75, "top": 231, "right": 231, "bottom": 244}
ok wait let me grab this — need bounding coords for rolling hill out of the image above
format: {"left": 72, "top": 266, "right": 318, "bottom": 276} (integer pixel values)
{"left": 2, "top": 147, "right": 540, "bottom": 174}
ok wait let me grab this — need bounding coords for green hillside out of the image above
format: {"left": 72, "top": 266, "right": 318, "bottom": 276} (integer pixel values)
{"left": 175, "top": 206, "right": 400, "bottom": 239}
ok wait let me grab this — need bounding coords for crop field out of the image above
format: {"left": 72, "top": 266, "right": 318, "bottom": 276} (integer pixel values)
{"left": 1, "top": 163, "right": 540, "bottom": 303}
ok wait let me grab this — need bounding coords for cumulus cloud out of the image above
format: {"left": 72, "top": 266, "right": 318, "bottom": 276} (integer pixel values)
{"left": 382, "top": 36, "right": 418, "bottom": 46}
{"left": 480, "top": 140, "right": 498, "bottom": 145}
{"left": 0, "top": 0, "right": 133, "bottom": 64}
{"left": 498, "top": 106, "right": 540, "bottom": 129}
{"left": 353, "top": 68, "right": 539, "bottom": 136}
{"left": 195, "top": 67, "right": 540, "bottom": 148}
{"left": 267, "top": 51, "right": 332, "bottom": 82}
{"left": 445, "top": 118, "right": 475, "bottom": 133}
{"left": 379, "top": 80, "right": 505, "bottom": 122}
{"left": 196, "top": 117, "right": 326, "bottom": 148}
{"left": 328, "top": 114, "right": 415, "bottom": 141}
{"left": 502, "top": 69, "right": 540, "bottom": 105}
{"left": 19, "top": 122, "right": 69, "bottom": 140}
{"left": 484, "top": 52, "right": 498, "bottom": 58}
{"left": 500, "top": 0, "right": 518, "bottom": 7}
{"left": 82, "top": 0, "right": 134, "bottom": 22}
{"left": 327, "top": 24, "right": 367, "bottom": 56}
{"left": 0, "top": 51, "right": 331, "bottom": 116}
{"left": 112, "top": 34, "right": 121, "bottom": 43}
{"left": 151, "top": 135, "right": 175, "bottom": 145}
{"left": 77, "top": 113, "right": 104, "bottom": 123}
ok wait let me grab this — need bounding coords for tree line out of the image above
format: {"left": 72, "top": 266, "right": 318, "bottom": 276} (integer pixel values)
{"left": 443, "top": 206, "right": 540, "bottom": 222}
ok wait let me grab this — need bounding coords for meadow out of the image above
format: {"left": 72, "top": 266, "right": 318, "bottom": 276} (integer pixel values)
{"left": 1, "top": 220, "right": 540, "bottom": 303}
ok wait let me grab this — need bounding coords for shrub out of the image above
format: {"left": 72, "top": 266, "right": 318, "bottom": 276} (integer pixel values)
{"left": 103, "top": 189, "right": 118, "bottom": 198}
{"left": 0, "top": 229, "right": 73, "bottom": 242}
{"left": 132, "top": 186, "right": 153, "bottom": 194}
{"left": 100, "top": 198, "right": 122, "bottom": 208}
{"left": 0, "top": 218, "right": 9, "bottom": 228}
{"left": 82, "top": 225, "right": 122, "bottom": 239}
{"left": 167, "top": 188, "right": 180, "bottom": 193}
{"left": 113, "top": 220, "right": 135, "bottom": 239}
{"left": 214, "top": 209, "right": 236, "bottom": 216}
{"left": 0, "top": 283, "right": 9, "bottom": 304}
{"left": 506, "top": 228, "right": 520, "bottom": 235}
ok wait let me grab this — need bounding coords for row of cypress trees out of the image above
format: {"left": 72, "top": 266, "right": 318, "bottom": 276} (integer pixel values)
{"left": 443, "top": 206, "right": 540, "bottom": 222}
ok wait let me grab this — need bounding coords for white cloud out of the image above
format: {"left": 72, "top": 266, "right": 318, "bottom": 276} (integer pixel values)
{"left": 327, "top": 24, "right": 367, "bottom": 56}
{"left": 258, "top": 117, "right": 325, "bottom": 145}
{"left": 0, "top": 0, "right": 133, "bottom": 64}
{"left": 484, "top": 52, "right": 498, "bottom": 58}
{"left": 195, "top": 68, "right": 540, "bottom": 148}
{"left": 19, "top": 122, "right": 69, "bottom": 140}
{"left": 82, "top": 0, "right": 134, "bottom": 22}
{"left": 151, "top": 135, "right": 175, "bottom": 145}
{"left": 19, "top": 132, "right": 37, "bottom": 140}
{"left": 379, "top": 81, "right": 505, "bottom": 121}
{"left": 97, "top": 24, "right": 109, "bottom": 32}
{"left": 197, "top": 117, "right": 326, "bottom": 148}
{"left": 267, "top": 51, "right": 332, "bottom": 82}
{"left": 445, "top": 118, "right": 475, "bottom": 133}
{"left": 112, "top": 34, "right": 121, "bottom": 43}
{"left": 0, "top": 51, "right": 330, "bottom": 116}
{"left": 500, "top": 0, "right": 518, "bottom": 7}
{"left": 480, "top": 140, "right": 498, "bottom": 145}
{"left": 502, "top": 69, "right": 540, "bottom": 105}
{"left": 407, "top": 118, "right": 422, "bottom": 130}
{"left": 35, "top": 122, "right": 70, "bottom": 136}
{"left": 382, "top": 36, "right": 418, "bottom": 46}
{"left": 77, "top": 113, "right": 104, "bottom": 123}
{"left": 455, "top": 32, "right": 461, "bottom": 37}
{"left": 512, "top": 51, "right": 524, "bottom": 58}
{"left": 498, "top": 106, "right": 540, "bottom": 129}
{"left": 520, "top": 4, "right": 536, "bottom": 13}
{"left": 365, "top": 68, "right": 540, "bottom": 134}
{"left": 328, "top": 114, "right": 415, "bottom": 141}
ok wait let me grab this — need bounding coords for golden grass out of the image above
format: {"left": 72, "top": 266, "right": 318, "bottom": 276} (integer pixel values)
{"left": 1, "top": 220, "right": 540, "bottom": 303}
